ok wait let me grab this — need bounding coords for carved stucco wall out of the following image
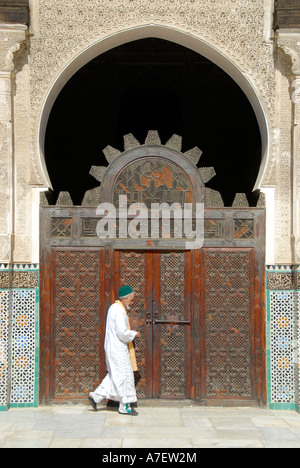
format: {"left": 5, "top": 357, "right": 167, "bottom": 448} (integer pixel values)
{"left": 3, "top": 0, "right": 299, "bottom": 264}
{"left": 0, "top": 25, "right": 27, "bottom": 262}
{"left": 276, "top": 31, "right": 300, "bottom": 264}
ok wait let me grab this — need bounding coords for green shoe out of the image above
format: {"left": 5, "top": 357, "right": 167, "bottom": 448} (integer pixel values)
{"left": 118, "top": 403, "right": 139, "bottom": 416}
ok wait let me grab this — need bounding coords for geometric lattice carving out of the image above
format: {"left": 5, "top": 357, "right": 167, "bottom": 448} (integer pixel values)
{"left": 205, "top": 219, "right": 225, "bottom": 239}
{"left": 81, "top": 218, "right": 98, "bottom": 237}
{"left": 117, "top": 250, "right": 189, "bottom": 399}
{"left": 204, "top": 250, "right": 252, "bottom": 398}
{"left": 51, "top": 218, "right": 72, "bottom": 238}
{"left": 234, "top": 219, "right": 254, "bottom": 239}
{"left": 54, "top": 250, "right": 103, "bottom": 397}
{"left": 119, "top": 251, "right": 147, "bottom": 398}
{"left": 159, "top": 252, "right": 186, "bottom": 397}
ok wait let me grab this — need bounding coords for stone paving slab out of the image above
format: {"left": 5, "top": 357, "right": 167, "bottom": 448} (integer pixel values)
{"left": 0, "top": 404, "right": 300, "bottom": 448}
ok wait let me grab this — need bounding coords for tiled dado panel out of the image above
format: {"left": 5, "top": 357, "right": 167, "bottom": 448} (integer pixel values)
{"left": 0, "top": 265, "right": 39, "bottom": 411}
{"left": 266, "top": 266, "right": 299, "bottom": 411}
{"left": 1, "top": 263, "right": 299, "bottom": 411}
{"left": 0, "top": 289, "right": 9, "bottom": 410}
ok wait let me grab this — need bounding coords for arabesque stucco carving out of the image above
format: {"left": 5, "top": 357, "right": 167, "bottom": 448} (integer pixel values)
{"left": 29, "top": 0, "right": 276, "bottom": 185}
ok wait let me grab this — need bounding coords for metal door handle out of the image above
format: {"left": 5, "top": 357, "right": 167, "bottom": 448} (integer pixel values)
{"left": 146, "top": 311, "right": 152, "bottom": 325}
{"left": 153, "top": 320, "right": 190, "bottom": 325}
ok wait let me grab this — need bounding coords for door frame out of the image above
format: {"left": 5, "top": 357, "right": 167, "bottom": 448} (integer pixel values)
{"left": 39, "top": 206, "right": 266, "bottom": 406}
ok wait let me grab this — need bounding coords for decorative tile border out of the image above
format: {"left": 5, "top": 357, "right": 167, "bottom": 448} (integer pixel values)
{"left": 0, "top": 290, "right": 9, "bottom": 411}
{"left": 267, "top": 290, "right": 297, "bottom": 409}
{"left": 296, "top": 287, "right": 300, "bottom": 413}
{"left": 266, "top": 266, "right": 300, "bottom": 412}
{"left": 10, "top": 289, "right": 39, "bottom": 407}
{"left": 0, "top": 265, "right": 39, "bottom": 411}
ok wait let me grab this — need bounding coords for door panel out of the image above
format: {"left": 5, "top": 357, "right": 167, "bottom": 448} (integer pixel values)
{"left": 153, "top": 251, "right": 191, "bottom": 398}
{"left": 51, "top": 248, "right": 105, "bottom": 402}
{"left": 202, "top": 248, "right": 255, "bottom": 402}
{"left": 115, "top": 250, "right": 191, "bottom": 399}
{"left": 116, "top": 250, "right": 151, "bottom": 397}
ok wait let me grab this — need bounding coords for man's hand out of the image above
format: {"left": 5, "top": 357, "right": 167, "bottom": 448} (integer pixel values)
{"left": 135, "top": 331, "right": 141, "bottom": 339}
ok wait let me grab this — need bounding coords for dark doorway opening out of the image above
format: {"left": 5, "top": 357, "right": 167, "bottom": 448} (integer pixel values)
{"left": 45, "top": 38, "right": 262, "bottom": 206}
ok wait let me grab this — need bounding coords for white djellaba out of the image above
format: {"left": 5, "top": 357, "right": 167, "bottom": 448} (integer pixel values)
{"left": 88, "top": 285, "right": 139, "bottom": 415}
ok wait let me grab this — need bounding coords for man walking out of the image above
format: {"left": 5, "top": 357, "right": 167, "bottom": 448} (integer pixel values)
{"left": 88, "top": 285, "right": 140, "bottom": 415}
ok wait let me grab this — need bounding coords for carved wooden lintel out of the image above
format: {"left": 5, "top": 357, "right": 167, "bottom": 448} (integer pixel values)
{"left": 0, "top": 1, "right": 29, "bottom": 26}
{"left": 274, "top": 0, "right": 300, "bottom": 30}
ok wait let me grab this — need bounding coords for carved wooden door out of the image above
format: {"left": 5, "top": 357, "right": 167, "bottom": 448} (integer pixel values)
{"left": 39, "top": 206, "right": 266, "bottom": 406}
{"left": 40, "top": 247, "right": 106, "bottom": 403}
{"left": 115, "top": 250, "right": 192, "bottom": 399}
{"left": 198, "top": 247, "right": 266, "bottom": 405}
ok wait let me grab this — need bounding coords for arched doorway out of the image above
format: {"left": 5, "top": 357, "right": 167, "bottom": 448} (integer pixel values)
{"left": 39, "top": 32, "right": 267, "bottom": 407}
{"left": 44, "top": 38, "right": 262, "bottom": 206}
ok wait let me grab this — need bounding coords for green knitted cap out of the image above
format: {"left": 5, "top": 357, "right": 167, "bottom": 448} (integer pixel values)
{"left": 118, "top": 285, "right": 133, "bottom": 297}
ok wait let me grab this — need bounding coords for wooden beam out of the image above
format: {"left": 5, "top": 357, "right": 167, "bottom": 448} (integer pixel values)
{"left": 274, "top": 0, "right": 300, "bottom": 30}
{"left": 0, "top": 1, "right": 29, "bottom": 25}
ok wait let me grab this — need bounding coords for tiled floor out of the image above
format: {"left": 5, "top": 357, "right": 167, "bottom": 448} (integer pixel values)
{"left": 1, "top": 403, "right": 300, "bottom": 448}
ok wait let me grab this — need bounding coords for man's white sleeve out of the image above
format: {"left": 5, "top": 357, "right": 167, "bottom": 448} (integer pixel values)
{"left": 115, "top": 311, "right": 137, "bottom": 343}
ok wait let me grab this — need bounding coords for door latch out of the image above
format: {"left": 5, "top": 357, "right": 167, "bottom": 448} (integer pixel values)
{"left": 146, "top": 312, "right": 152, "bottom": 324}
{"left": 153, "top": 319, "right": 190, "bottom": 335}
